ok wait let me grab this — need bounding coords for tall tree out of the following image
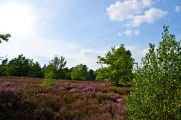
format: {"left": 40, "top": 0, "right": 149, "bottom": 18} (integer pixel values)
{"left": 46, "top": 56, "right": 67, "bottom": 79}
{"left": 126, "top": 26, "right": 181, "bottom": 120}
{"left": 88, "top": 69, "right": 96, "bottom": 80}
{"left": 8, "top": 54, "right": 31, "bottom": 78}
{"left": 49, "top": 56, "right": 66, "bottom": 70}
{"left": 71, "top": 64, "right": 88, "bottom": 80}
{"left": 97, "top": 44, "right": 134, "bottom": 86}
{"left": 29, "top": 62, "right": 43, "bottom": 78}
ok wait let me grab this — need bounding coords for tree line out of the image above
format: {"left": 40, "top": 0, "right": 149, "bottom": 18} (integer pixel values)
{"left": 0, "top": 55, "right": 96, "bottom": 80}
{"left": 0, "top": 33, "right": 133, "bottom": 85}
{"left": 0, "top": 46, "right": 133, "bottom": 85}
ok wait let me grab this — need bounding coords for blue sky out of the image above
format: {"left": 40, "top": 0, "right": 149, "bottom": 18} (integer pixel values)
{"left": 0, "top": 0, "right": 181, "bottom": 69}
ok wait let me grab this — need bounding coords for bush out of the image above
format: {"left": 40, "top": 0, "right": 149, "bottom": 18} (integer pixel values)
{"left": 0, "top": 91, "right": 37, "bottom": 120}
{"left": 126, "top": 26, "right": 181, "bottom": 120}
{"left": 42, "top": 71, "right": 54, "bottom": 88}
{"left": 0, "top": 91, "right": 21, "bottom": 120}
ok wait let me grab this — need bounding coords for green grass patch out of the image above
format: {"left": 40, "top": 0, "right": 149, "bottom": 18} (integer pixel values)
{"left": 108, "top": 86, "right": 127, "bottom": 94}
{"left": 96, "top": 93, "right": 110, "bottom": 103}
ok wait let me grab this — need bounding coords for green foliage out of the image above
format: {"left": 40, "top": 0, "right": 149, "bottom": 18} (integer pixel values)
{"left": 8, "top": 54, "right": 31, "bottom": 78}
{"left": 46, "top": 56, "right": 67, "bottom": 79}
{"left": 0, "top": 59, "right": 8, "bottom": 76}
{"left": 7, "top": 54, "right": 43, "bottom": 78}
{"left": 71, "top": 64, "right": 88, "bottom": 80}
{"left": 96, "top": 67, "right": 110, "bottom": 82}
{"left": 0, "top": 34, "right": 11, "bottom": 43}
{"left": 88, "top": 69, "right": 96, "bottom": 80}
{"left": 97, "top": 44, "right": 134, "bottom": 86}
{"left": 50, "top": 56, "right": 66, "bottom": 70}
{"left": 29, "top": 62, "right": 43, "bottom": 78}
{"left": 126, "top": 26, "right": 181, "bottom": 120}
{"left": 64, "top": 67, "right": 72, "bottom": 80}
{"left": 0, "top": 65, "right": 8, "bottom": 76}
{"left": 42, "top": 71, "right": 54, "bottom": 88}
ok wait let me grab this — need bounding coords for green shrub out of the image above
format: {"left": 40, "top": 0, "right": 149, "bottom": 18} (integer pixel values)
{"left": 42, "top": 71, "right": 54, "bottom": 88}
{"left": 126, "top": 26, "right": 181, "bottom": 120}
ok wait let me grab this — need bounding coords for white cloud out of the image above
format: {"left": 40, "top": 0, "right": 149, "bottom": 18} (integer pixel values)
{"left": 142, "top": 0, "right": 153, "bottom": 6}
{"left": 106, "top": 0, "right": 153, "bottom": 22}
{"left": 132, "top": 8, "right": 167, "bottom": 27}
{"left": 123, "top": 29, "right": 133, "bottom": 36}
{"left": 107, "top": 0, "right": 167, "bottom": 36}
{"left": 118, "top": 29, "right": 140, "bottom": 36}
{"left": 175, "top": 5, "right": 181, "bottom": 13}
{"left": 78, "top": 49, "right": 106, "bottom": 69}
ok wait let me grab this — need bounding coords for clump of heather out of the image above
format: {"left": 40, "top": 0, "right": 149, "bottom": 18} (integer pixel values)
{"left": 0, "top": 78, "right": 128, "bottom": 120}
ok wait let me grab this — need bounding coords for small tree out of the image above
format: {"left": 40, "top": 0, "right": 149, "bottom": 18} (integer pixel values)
{"left": 126, "top": 26, "right": 181, "bottom": 120}
{"left": 42, "top": 70, "right": 54, "bottom": 88}
{"left": 97, "top": 44, "right": 134, "bottom": 86}
{"left": 46, "top": 56, "right": 67, "bottom": 79}
{"left": 71, "top": 64, "right": 88, "bottom": 80}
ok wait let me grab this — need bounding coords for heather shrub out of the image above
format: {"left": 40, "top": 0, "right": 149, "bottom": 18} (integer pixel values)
{"left": 0, "top": 90, "right": 37, "bottom": 120}
{"left": 0, "top": 78, "right": 126, "bottom": 120}
{"left": 108, "top": 86, "right": 127, "bottom": 94}
{"left": 96, "top": 93, "right": 110, "bottom": 103}
{"left": 0, "top": 91, "right": 21, "bottom": 120}
{"left": 126, "top": 26, "right": 181, "bottom": 120}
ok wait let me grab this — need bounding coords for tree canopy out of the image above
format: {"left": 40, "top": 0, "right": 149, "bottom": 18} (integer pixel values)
{"left": 126, "top": 26, "right": 181, "bottom": 120}
{"left": 71, "top": 64, "right": 88, "bottom": 80}
{"left": 8, "top": 54, "right": 32, "bottom": 78}
{"left": 96, "top": 44, "right": 134, "bottom": 86}
{"left": 45, "top": 56, "right": 67, "bottom": 79}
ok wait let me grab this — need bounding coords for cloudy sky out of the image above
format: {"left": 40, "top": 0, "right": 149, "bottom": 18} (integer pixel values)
{"left": 0, "top": 0, "right": 181, "bottom": 69}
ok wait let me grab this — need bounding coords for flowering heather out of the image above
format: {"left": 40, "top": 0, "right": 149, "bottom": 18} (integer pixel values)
{"left": 0, "top": 77, "right": 130, "bottom": 120}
